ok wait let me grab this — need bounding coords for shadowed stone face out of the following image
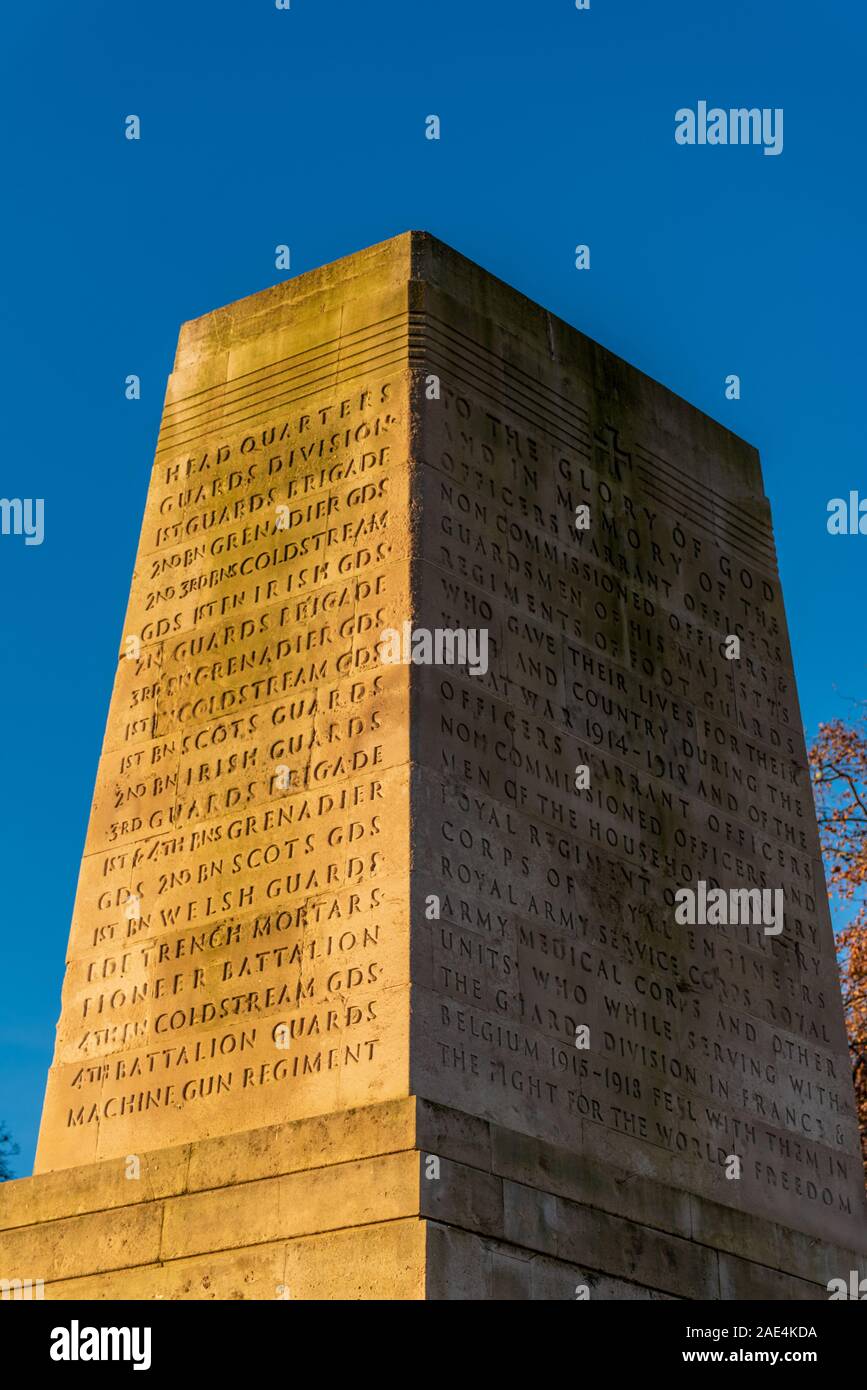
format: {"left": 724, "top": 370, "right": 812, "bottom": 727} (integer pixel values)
{"left": 15, "top": 232, "right": 866, "bottom": 1298}
{"left": 402, "top": 235, "right": 864, "bottom": 1253}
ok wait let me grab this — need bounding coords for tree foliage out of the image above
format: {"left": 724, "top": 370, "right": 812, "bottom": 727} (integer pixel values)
{"left": 0, "top": 1121, "right": 18, "bottom": 1182}
{"left": 809, "top": 705, "right": 867, "bottom": 1177}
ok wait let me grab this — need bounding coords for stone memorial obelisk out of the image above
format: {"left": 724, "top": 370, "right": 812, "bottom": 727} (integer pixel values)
{"left": 2, "top": 232, "right": 865, "bottom": 1298}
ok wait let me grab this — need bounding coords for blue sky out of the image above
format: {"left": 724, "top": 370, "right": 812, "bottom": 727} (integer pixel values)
{"left": 0, "top": 0, "right": 864, "bottom": 1173}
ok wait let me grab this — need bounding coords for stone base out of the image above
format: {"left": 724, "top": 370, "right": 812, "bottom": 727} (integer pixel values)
{"left": 1, "top": 1099, "right": 862, "bottom": 1299}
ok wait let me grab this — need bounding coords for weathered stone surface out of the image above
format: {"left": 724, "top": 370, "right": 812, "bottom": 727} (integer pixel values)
{"left": 1, "top": 233, "right": 865, "bottom": 1299}
{"left": 49, "top": 1223, "right": 427, "bottom": 1302}
{"left": 403, "top": 235, "right": 867, "bottom": 1263}
{"left": 36, "top": 237, "right": 415, "bottom": 1173}
{"left": 2, "top": 1098, "right": 851, "bottom": 1299}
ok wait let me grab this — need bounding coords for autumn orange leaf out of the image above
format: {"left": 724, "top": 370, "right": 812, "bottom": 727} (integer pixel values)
{"left": 810, "top": 705, "right": 867, "bottom": 1182}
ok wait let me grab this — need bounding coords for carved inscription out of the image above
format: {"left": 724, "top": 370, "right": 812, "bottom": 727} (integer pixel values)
{"left": 411, "top": 371, "right": 863, "bottom": 1245}
{"left": 36, "top": 372, "right": 411, "bottom": 1168}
